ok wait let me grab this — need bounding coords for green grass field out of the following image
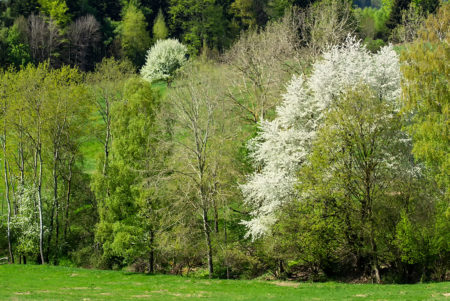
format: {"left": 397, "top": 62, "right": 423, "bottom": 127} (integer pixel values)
{"left": 0, "top": 265, "right": 448, "bottom": 300}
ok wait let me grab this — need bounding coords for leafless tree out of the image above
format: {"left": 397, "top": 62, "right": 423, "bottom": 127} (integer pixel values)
{"left": 224, "top": 2, "right": 355, "bottom": 124}
{"left": 224, "top": 10, "right": 301, "bottom": 123}
{"left": 67, "top": 15, "right": 101, "bottom": 70}
{"left": 297, "top": 0, "right": 356, "bottom": 57}
{"left": 0, "top": 83, "right": 14, "bottom": 264}
{"left": 27, "top": 14, "right": 61, "bottom": 66}
{"left": 168, "top": 63, "right": 232, "bottom": 278}
{"left": 390, "top": 4, "right": 425, "bottom": 44}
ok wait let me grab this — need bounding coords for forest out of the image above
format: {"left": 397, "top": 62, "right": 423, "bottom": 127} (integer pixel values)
{"left": 0, "top": 0, "right": 448, "bottom": 284}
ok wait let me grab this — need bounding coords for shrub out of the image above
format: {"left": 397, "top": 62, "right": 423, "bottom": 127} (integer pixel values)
{"left": 140, "top": 39, "right": 187, "bottom": 83}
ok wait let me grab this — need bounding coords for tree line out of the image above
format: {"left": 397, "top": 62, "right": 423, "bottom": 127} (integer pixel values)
{"left": 0, "top": 0, "right": 442, "bottom": 70}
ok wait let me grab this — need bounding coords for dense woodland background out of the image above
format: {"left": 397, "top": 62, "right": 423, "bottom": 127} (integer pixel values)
{"left": 0, "top": 0, "right": 448, "bottom": 284}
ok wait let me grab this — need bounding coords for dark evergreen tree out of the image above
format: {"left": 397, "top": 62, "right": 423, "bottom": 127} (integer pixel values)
{"left": 66, "top": 0, "right": 97, "bottom": 19}
{"left": 139, "top": 0, "right": 170, "bottom": 31}
{"left": 386, "top": 0, "right": 411, "bottom": 29}
{"left": 169, "top": 0, "right": 229, "bottom": 54}
{"left": 292, "top": 0, "right": 318, "bottom": 8}
{"left": 418, "top": 0, "right": 440, "bottom": 14}
{"left": 90, "top": 0, "right": 122, "bottom": 21}
{"left": 9, "top": 0, "right": 40, "bottom": 19}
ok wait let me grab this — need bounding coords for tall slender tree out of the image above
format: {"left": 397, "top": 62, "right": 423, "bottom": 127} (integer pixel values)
{"left": 121, "top": 3, "right": 151, "bottom": 67}
{"left": 0, "top": 71, "right": 14, "bottom": 263}
{"left": 153, "top": 8, "right": 169, "bottom": 41}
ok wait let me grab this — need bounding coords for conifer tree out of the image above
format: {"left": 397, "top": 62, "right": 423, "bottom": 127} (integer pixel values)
{"left": 386, "top": 0, "right": 411, "bottom": 29}
{"left": 121, "top": 3, "right": 151, "bottom": 67}
{"left": 153, "top": 8, "right": 169, "bottom": 41}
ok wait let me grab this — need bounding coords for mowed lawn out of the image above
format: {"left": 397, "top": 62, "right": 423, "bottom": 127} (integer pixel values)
{"left": 0, "top": 265, "right": 449, "bottom": 300}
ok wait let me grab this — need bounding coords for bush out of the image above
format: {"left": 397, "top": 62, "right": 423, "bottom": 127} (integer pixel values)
{"left": 140, "top": 39, "right": 188, "bottom": 83}
{"left": 363, "top": 37, "right": 386, "bottom": 52}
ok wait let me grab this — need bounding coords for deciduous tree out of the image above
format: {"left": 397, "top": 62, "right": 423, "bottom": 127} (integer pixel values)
{"left": 400, "top": 3, "right": 449, "bottom": 193}
{"left": 67, "top": 15, "right": 101, "bottom": 70}
{"left": 140, "top": 38, "right": 187, "bottom": 83}
{"left": 241, "top": 37, "right": 401, "bottom": 238}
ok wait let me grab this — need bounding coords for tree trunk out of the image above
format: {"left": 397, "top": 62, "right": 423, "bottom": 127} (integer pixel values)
{"left": 202, "top": 207, "right": 213, "bottom": 278}
{"left": 63, "top": 158, "right": 73, "bottom": 242}
{"left": 19, "top": 117, "right": 25, "bottom": 187}
{"left": 46, "top": 149, "right": 59, "bottom": 263}
{"left": 33, "top": 149, "right": 37, "bottom": 181}
{"left": 213, "top": 199, "right": 219, "bottom": 234}
{"left": 102, "top": 101, "right": 110, "bottom": 177}
{"left": 372, "top": 263, "right": 381, "bottom": 284}
{"left": 16, "top": 124, "right": 25, "bottom": 216}
{"left": 224, "top": 210, "right": 230, "bottom": 279}
{"left": 149, "top": 230, "right": 155, "bottom": 274}
{"left": 54, "top": 204, "right": 59, "bottom": 265}
{"left": 10, "top": 170, "right": 16, "bottom": 215}
{"left": 370, "top": 224, "right": 381, "bottom": 283}
{"left": 38, "top": 146, "right": 45, "bottom": 264}
{"left": 5, "top": 164, "right": 14, "bottom": 264}
{"left": 2, "top": 134, "right": 14, "bottom": 264}
{"left": 279, "top": 260, "right": 285, "bottom": 276}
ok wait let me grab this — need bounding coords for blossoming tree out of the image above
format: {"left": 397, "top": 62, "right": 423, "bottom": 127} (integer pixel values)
{"left": 241, "top": 37, "right": 401, "bottom": 238}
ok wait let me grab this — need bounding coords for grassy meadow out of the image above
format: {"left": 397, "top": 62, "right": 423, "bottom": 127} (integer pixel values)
{"left": 0, "top": 265, "right": 449, "bottom": 300}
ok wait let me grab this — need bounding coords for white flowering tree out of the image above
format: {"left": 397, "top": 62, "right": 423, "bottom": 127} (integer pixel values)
{"left": 241, "top": 37, "right": 401, "bottom": 239}
{"left": 140, "top": 39, "right": 188, "bottom": 83}
{"left": 12, "top": 185, "right": 41, "bottom": 260}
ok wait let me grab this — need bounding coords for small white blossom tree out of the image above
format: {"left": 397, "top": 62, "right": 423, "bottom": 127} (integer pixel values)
{"left": 241, "top": 36, "right": 401, "bottom": 239}
{"left": 12, "top": 185, "right": 41, "bottom": 259}
{"left": 140, "top": 39, "right": 188, "bottom": 83}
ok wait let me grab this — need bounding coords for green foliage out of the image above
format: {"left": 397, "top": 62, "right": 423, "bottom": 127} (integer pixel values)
{"left": 94, "top": 76, "right": 164, "bottom": 268}
{"left": 87, "top": 57, "right": 135, "bottom": 175}
{"left": 354, "top": 0, "right": 383, "bottom": 7}
{"left": 0, "top": 62, "right": 94, "bottom": 265}
{"left": 153, "top": 8, "right": 169, "bottom": 41}
{"left": 8, "top": 0, "right": 40, "bottom": 19}
{"left": 386, "top": 0, "right": 411, "bottom": 29}
{"left": 38, "top": 0, "right": 71, "bottom": 27}
{"left": 284, "top": 86, "right": 423, "bottom": 281}
{"left": 267, "top": 0, "right": 295, "bottom": 19}
{"left": 120, "top": 3, "right": 151, "bottom": 67}
{"left": 5, "top": 18, "right": 31, "bottom": 68}
{"left": 169, "top": 0, "right": 228, "bottom": 54}
{"left": 275, "top": 199, "right": 344, "bottom": 279}
{"left": 0, "top": 29, "right": 9, "bottom": 67}
{"left": 355, "top": 5, "right": 390, "bottom": 40}
{"left": 412, "top": 0, "right": 440, "bottom": 13}
{"left": 396, "top": 6, "right": 449, "bottom": 279}
{"left": 363, "top": 37, "right": 386, "bottom": 51}
{"left": 395, "top": 200, "right": 450, "bottom": 280}
{"left": 0, "top": 0, "right": 447, "bottom": 282}
{"left": 230, "top": 0, "right": 268, "bottom": 28}
{"left": 400, "top": 3, "right": 449, "bottom": 192}
{"left": 389, "top": 3, "right": 425, "bottom": 43}
{"left": 89, "top": 57, "right": 135, "bottom": 86}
